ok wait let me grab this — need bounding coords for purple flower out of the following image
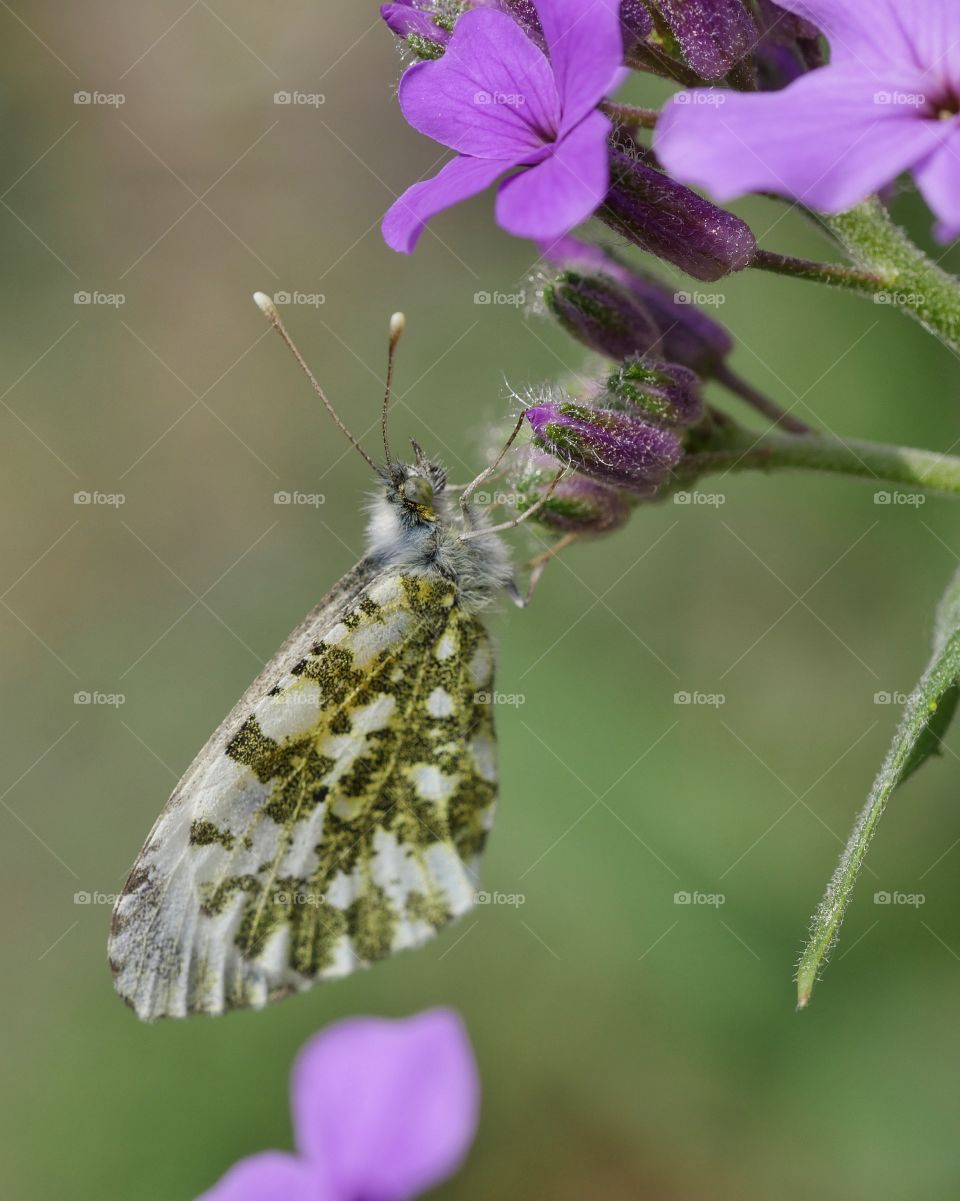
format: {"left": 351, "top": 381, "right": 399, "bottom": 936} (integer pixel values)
{"left": 655, "top": 0, "right": 960, "bottom": 242}
{"left": 197, "top": 1010, "right": 479, "bottom": 1201}
{"left": 382, "top": 0, "right": 624, "bottom": 252}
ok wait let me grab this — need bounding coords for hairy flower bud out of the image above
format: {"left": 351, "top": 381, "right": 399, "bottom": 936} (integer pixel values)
{"left": 652, "top": 0, "right": 756, "bottom": 81}
{"left": 753, "top": 0, "right": 825, "bottom": 89}
{"left": 543, "top": 270, "right": 662, "bottom": 362}
{"left": 620, "top": 0, "right": 654, "bottom": 53}
{"left": 525, "top": 399, "right": 682, "bottom": 491}
{"left": 603, "top": 356, "right": 704, "bottom": 427}
{"left": 538, "top": 236, "right": 734, "bottom": 374}
{"left": 380, "top": 1, "right": 452, "bottom": 56}
{"left": 512, "top": 449, "right": 634, "bottom": 534}
{"left": 600, "top": 150, "right": 757, "bottom": 282}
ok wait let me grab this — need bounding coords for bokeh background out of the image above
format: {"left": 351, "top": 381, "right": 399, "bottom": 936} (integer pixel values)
{"left": 4, "top": 5, "right": 960, "bottom": 1199}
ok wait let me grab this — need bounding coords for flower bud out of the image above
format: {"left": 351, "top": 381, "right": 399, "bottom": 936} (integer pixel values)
{"left": 538, "top": 236, "right": 733, "bottom": 374}
{"left": 620, "top": 0, "right": 654, "bottom": 54}
{"left": 525, "top": 399, "right": 682, "bottom": 491}
{"left": 600, "top": 150, "right": 757, "bottom": 282}
{"left": 652, "top": 0, "right": 757, "bottom": 81}
{"left": 380, "top": 1, "right": 453, "bottom": 57}
{"left": 603, "top": 356, "right": 704, "bottom": 427}
{"left": 542, "top": 271, "right": 661, "bottom": 362}
{"left": 511, "top": 449, "right": 633, "bottom": 534}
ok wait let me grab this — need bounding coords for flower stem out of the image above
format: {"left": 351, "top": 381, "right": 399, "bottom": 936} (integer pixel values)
{"left": 600, "top": 101, "right": 660, "bottom": 130}
{"left": 675, "top": 425, "right": 960, "bottom": 498}
{"left": 821, "top": 199, "right": 960, "bottom": 353}
{"left": 752, "top": 248, "right": 888, "bottom": 295}
{"left": 713, "top": 364, "right": 812, "bottom": 434}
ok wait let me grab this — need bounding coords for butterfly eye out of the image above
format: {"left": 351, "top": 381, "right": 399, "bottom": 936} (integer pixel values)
{"left": 402, "top": 475, "right": 434, "bottom": 509}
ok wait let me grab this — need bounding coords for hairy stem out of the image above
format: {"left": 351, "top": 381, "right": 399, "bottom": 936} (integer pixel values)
{"left": 675, "top": 426, "right": 960, "bottom": 498}
{"left": 713, "top": 364, "right": 812, "bottom": 434}
{"left": 822, "top": 199, "right": 960, "bottom": 353}
{"left": 752, "top": 249, "right": 888, "bottom": 294}
{"left": 600, "top": 101, "right": 660, "bottom": 130}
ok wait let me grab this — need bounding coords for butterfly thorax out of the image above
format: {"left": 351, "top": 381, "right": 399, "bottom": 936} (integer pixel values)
{"left": 365, "top": 457, "right": 512, "bottom": 613}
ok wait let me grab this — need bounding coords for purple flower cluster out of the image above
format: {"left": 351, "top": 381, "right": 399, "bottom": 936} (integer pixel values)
{"left": 382, "top": 0, "right": 960, "bottom": 249}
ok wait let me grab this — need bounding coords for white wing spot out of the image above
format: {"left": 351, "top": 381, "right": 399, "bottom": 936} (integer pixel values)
{"left": 407, "top": 763, "right": 459, "bottom": 804}
{"left": 426, "top": 686, "right": 455, "bottom": 718}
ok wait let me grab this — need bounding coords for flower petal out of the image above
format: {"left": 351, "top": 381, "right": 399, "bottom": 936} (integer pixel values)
{"left": 196, "top": 1152, "right": 331, "bottom": 1201}
{"left": 292, "top": 1011, "right": 480, "bottom": 1201}
{"left": 383, "top": 154, "right": 515, "bottom": 252}
{"left": 496, "top": 109, "right": 611, "bottom": 239}
{"left": 913, "top": 128, "right": 960, "bottom": 243}
{"left": 777, "top": 0, "right": 960, "bottom": 71}
{"left": 533, "top": 0, "right": 624, "bottom": 132}
{"left": 656, "top": 65, "right": 952, "bottom": 212}
{"left": 398, "top": 10, "right": 560, "bottom": 158}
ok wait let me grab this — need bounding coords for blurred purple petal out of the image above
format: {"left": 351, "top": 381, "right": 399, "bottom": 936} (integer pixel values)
{"left": 654, "top": 0, "right": 757, "bottom": 80}
{"left": 398, "top": 11, "right": 560, "bottom": 158}
{"left": 534, "top": 0, "right": 624, "bottom": 132}
{"left": 656, "top": 66, "right": 952, "bottom": 211}
{"left": 197, "top": 1153, "right": 332, "bottom": 1201}
{"left": 778, "top": 0, "right": 960, "bottom": 69}
{"left": 383, "top": 155, "right": 516, "bottom": 252}
{"left": 496, "top": 110, "right": 612, "bottom": 238}
{"left": 914, "top": 132, "right": 960, "bottom": 243}
{"left": 292, "top": 1010, "right": 480, "bottom": 1201}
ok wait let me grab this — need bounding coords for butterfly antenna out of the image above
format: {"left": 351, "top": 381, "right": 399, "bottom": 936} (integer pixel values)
{"left": 253, "top": 292, "right": 377, "bottom": 471}
{"left": 382, "top": 312, "right": 405, "bottom": 465}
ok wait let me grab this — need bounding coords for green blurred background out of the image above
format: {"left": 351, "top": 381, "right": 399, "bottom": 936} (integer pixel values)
{"left": 4, "top": 4, "right": 960, "bottom": 1199}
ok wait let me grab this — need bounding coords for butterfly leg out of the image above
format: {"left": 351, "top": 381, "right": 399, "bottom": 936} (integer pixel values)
{"left": 506, "top": 532, "right": 579, "bottom": 607}
{"left": 459, "top": 412, "right": 526, "bottom": 515}
{"left": 460, "top": 467, "right": 566, "bottom": 543}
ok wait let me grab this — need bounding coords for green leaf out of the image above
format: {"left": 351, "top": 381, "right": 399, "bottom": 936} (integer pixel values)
{"left": 796, "top": 564, "right": 960, "bottom": 1009}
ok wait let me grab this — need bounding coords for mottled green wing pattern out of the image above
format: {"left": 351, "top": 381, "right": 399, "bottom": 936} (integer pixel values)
{"left": 109, "top": 569, "right": 497, "bottom": 1019}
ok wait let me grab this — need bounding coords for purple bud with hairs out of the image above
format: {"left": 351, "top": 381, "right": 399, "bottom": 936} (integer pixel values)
{"left": 599, "top": 149, "right": 757, "bottom": 282}
{"left": 620, "top": 0, "right": 654, "bottom": 52}
{"left": 538, "top": 235, "right": 734, "bottom": 374}
{"left": 752, "top": 0, "right": 825, "bottom": 90}
{"left": 512, "top": 448, "right": 634, "bottom": 534}
{"left": 652, "top": 0, "right": 757, "bottom": 81}
{"left": 603, "top": 355, "right": 704, "bottom": 427}
{"left": 543, "top": 270, "right": 662, "bottom": 362}
{"left": 526, "top": 398, "right": 682, "bottom": 491}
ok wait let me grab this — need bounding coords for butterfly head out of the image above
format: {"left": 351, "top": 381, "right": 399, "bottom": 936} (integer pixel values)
{"left": 382, "top": 441, "right": 447, "bottom": 526}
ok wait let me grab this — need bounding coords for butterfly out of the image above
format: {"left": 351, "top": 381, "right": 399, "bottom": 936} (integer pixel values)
{"left": 108, "top": 296, "right": 560, "bottom": 1020}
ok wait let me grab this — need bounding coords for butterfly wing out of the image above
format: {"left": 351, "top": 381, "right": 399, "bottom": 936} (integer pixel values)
{"left": 109, "top": 564, "right": 497, "bottom": 1020}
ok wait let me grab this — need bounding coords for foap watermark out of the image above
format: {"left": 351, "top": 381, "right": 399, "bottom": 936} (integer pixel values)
{"left": 274, "top": 90, "right": 326, "bottom": 107}
{"left": 273, "top": 290, "right": 325, "bottom": 307}
{"left": 74, "top": 690, "right": 125, "bottom": 707}
{"left": 674, "top": 890, "right": 726, "bottom": 907}
{"left": 474, "top": 289, "right": 526, "bottom": 307}
{"left": 874, "top": 690, "right": 910, "bottom": 706}
{"left": 874, "top": 90, "right": 926, "bottom": 108}
{"left": 473, "top": 90, "right": 526, "bottom": 107}
{"left": 674, "top": 290, "right": 726, "bottom": 307}
{"left": 474, "top": 890, "right": 525, "bottom": 907}
{"left": 674, "top": 490, "right": 726, "bottom": 507}
{"left": 74, "top": 490, "right": 125, "bottom": 507}
{"left": 74, "top": 290, "right": 125, "bottom": 307}
{"left": 274, "top": 490, "right": 326, "bottom": 507}
{"left": 674, "top": 690, "right": 726, "bottom": 708}
{"left": 875, "top": 291, "right": 927, "bottom": 307}
{"left": 673, "top": 91, "right": 726, "bottom": 107}
{"left": 274, "top": 891, "right": 327, "bottom": 907}
{"left": 74, "top": 90, "right": 125, "bottom": 106}
{"left": 874, "top": 490, "right": 925, "bottom": 507}
{"left": 472, "top": 490, "right": 522, "bottom": 507}
{"left": 874, "top": 890, "right": 925, "bottom": 907}
{"left": 474, "top": 690, "right": 526, "bottom": 707}
{"left": 74, "top": 890, "right": 120, "bottom": 905}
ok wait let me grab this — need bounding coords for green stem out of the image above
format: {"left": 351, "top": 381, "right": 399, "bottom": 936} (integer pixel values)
{"left": 752, "top": 249, "right": 888, "bottom": 295}
{"left": 822, "top": 199, "right": 960, "bottom": 353}
{"left": 676, "top": 425, "right": 960, "bottom": 498}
